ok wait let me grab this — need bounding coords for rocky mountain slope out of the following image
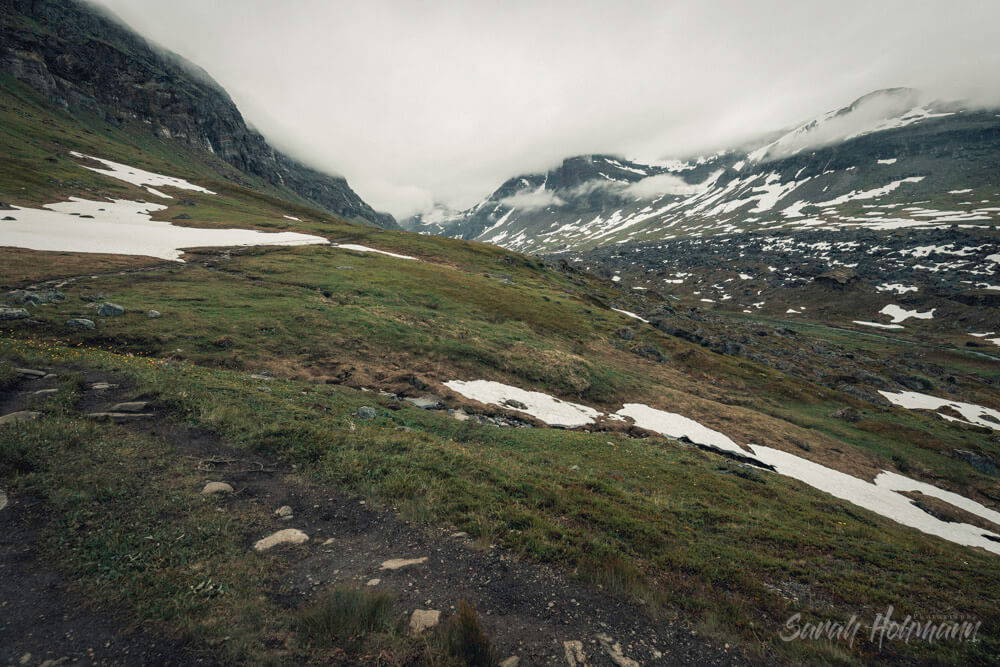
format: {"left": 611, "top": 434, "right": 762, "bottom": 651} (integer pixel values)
{"left": 0, "top": 0, "right": 397, "bottom": 229}
{"left": 404, "top": 88, "right": 1000, "bottom": 253}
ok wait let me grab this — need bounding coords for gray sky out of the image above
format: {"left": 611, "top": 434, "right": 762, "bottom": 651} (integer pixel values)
{"left": 92, "top": 0, "right": 1000, "bottom": 218}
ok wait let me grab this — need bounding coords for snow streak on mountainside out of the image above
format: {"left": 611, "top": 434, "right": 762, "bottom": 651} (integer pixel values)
{"left": 402, "top": 90, "right": 1000, "bottom": 254}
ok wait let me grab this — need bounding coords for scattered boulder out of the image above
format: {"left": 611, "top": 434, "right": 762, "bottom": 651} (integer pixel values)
{"left": 380, "top": 556, "right": 428, "bottom": 570}
{"left": 596, "top": 633, "right": 640, "bottom": 667}
{"left": 172, "top": 213, "right": 192, "bottom": 220}
{"left": 275, "top": 505, "right": 294, "bottom": 518}
{"left": 563, "top": 640, "right": 586, "bottom": 667}
{"left": 148, "top": 310, "right": 162, "bottom": 319}
{"left": 9, "top": 289, "right": 64, "bottom": 305}
{"left": 503, "top": 399, "right": 528, "bottom": 410}
{"left": 97, "top": 302, "right": 125, "bottom": 317}
{"left": 66, "top": 318, "right": 96, "bottom": 329}
{"left": 0, "top": 488, "right": 7, "bottom": 511}
{"left": 500, "top": 658, "right": 520, "bottom": 667}
{"left": 201, "top": 482, "right": 234, "bottom": 495}
{"left": 616, "top": 327, "right": 634, "bottom": 341}
{"left": 633, "top": 343, "right": 667, "bottom": 362}
{"left": 15, "top": 368, "right": 46, "bottom": 379}
{"left": 409, "top": 609, "right": 441, "bottom": 634}
{"left": 32, "top": 389, "right": 58, "bottom": 397}
{"left": 0, "top": 411, "right": 41, "bottom": 426}
{"left": 403, "top": 395, "right": 444, "bottom": 410}
{"left": 110, "top": 401, "right": 149, "bottom": 413}
{"left": 89, "top": 382, "right": 118, "bottom": 391}
{"left": 0, "top": 307, "right": 30, "bottom": 321}
{"left": 253, "top": 528, "right": 309, "bottom": 552}
{"left": 1, "top": 216, "right": 15, "bottom": 221}
{"left": 830, "top": 407, "right": 862, "bottom": 423}
{"left": 356, "top": 406, "right": 377, "bottom": 419}
{"left": 954, "top": 450, "right": 997, "bottom": 476}
{"left": 366, "top": 578, "right": 381, "bottom": 586}
{"left": 85, "top": 412, "right": 154, "bottom": 422}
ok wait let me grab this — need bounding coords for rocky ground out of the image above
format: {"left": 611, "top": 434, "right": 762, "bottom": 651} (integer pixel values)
{"left": 0, "top": 365, "right": 747, "bottom": 666}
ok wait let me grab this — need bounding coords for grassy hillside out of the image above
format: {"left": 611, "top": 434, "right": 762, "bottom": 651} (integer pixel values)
{"left": 2, "top": 74, "right": 999, "bottom": 664}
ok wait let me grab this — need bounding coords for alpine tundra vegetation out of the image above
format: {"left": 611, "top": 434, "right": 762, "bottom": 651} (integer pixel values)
{"left": 1, "top": 0, "right": 999, "bottom": 665}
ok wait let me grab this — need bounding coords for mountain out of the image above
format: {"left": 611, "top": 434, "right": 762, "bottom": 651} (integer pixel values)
{"left": 0, "top": 0, "right": 397, "bottom": 229}
{"left": 403, "top": 88, "right": 1000, "bottom": 252}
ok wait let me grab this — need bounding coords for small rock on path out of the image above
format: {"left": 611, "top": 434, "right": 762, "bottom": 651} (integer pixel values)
{"left": 253, "top": 529, "right": 309, "bottom": 552}
{"left": 380, "top": 556, "right": 428, "bottom": 570}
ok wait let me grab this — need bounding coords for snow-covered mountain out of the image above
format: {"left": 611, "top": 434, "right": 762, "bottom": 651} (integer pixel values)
{"left": 402, "top": 89, "right": 1000, "bottom": 254}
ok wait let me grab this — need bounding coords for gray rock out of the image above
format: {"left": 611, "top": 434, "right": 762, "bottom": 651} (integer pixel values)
{"left": 596, "top": 633, "right": 640, "bottom": 667}
{"left": 500, "top": 658, "right": 520, "bottom": 667}
{"left": 830, "top": 407, "right": 862, "bottom": 423}
{"left": 201, "top": 482, "right": 234, "bottom": 495}
{"left": 85, "top": 412, "right": 154, "bottom": 421}
{"left": 274, "top": 505, "right": 293, "bottom": 518}
{"left": 563, "top": 641, "right": 586, "bottom": 667}
{"left": 32, "top": 389, "right": 59, "bottom": 397}
{"left": 0, "top": 411, "right": 41, "bottom": 425}
{"left": 503, "top": 399, "right": 528, "bottom": 410}
{"left": 1, "top": 216, "right": 15, "bottom": 221}
{"left": 409, "top": 609, "right": 441, "bottom": 634}
{"left": 148, "top": 310, "right": 162, "bottom": 318}
{"left": 9, "top": 289, "right": 64, "bottom": 305}
{"left": 954, "top": 450, "right": 997, "bottom": 476}
{"left": 97, "top": 302, "right": 125, "bottom": 316}
{"left": 16, "top": 368, "right": 46, "bottom": 378}
{"left": 0, "top": 307, "right": 30, "bottom": 320}
{"left": 0, "top": 488, "right": 7, "bottom": 511}
{"left": 616, "top": 327, "right": 634, "bottom": 341}
{"left": 356, "top": 406, "right": 377, "bottom": 419}
{"left": 366, "top": 578, "right": 381, "bottom": 586}
{"left": 404, "top": 395, "right": 444, "bottom": 410}
{"left": 110, "top": 401, "right": 149, "bottom": 413}
{"left": 66, "top": 318, "right": 96, "bottom": 329}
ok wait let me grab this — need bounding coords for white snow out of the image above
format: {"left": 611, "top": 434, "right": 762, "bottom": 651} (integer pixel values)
{"left": 879, "top": 390, "right": 1000, "bottom": 431}
{"left": 332, "top": 244, "right": 417, "bottom": 260}
{"left": 283, "top": 215, "right": 302, "bottom": 221}
{"left": 854, "top": 321, "right": 905, "bottom": 330}
{"left": 70, "top": 152, "right": 216, "bottom": 195}
{"left": 611, "top": 275, "right": 621, "bottom": 282}
{"left": 611, "top": 308, "right": 649, "bottom": 323}
{"left": 877, "top": 158, "right": 897, "bottom": 165}
{"left": 616, "top": 403, "right": 748, "bottom": 455}
{"left": 444, "top": 379, "right": 1000, "bottom": 554}
{"left": 879, "top": 304, "right": 934, "bottom": 323}
{"left": 949, "top": 189, "right": 973, "bottom": 194}
{"left": 443, "top": 380, "right": 601, "bottom": 427}
{"left": 876, "top": 283, "right": 918, "bottom": 294}
{"left": 0, "top": 197, "right": 326, "bottom": 261}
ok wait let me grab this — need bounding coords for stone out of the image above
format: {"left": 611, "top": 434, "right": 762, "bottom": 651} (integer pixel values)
{"left": 110, "top": 401, "right": 150, "bottom": 413}
{"left": 403, "top": 395, "right": 444, "bottom": 410}
{"left": 0, "top": 488, "right": 8, "bottom": 511}
{"left": 954, "top": 450, "right": 997, "bottom": 476}
{"left": 500, "top": 658, "right": 520, "bottom": 667}
{"left": 409, "top": 609, "right": 441, "bottom": 634}
{"left": 253, "top": 528, "right": 309, "bottom": 552}
{"left": 97, "top": 302, "right": 125, "bottom": 316}
{"left": 0, "top": 307, "right": 30, "bottom": 320}
{"left": 0, "top": 411, "right": 41, "bottom": 425}
{"left": 275, "top": 505, "right": 293, "bottom": 518}
{"left": 380, "top": 556, "right": 428, "bottom": 570}
{"left": 596, "top": 634, "right": 640, "bottom": 667}
{"left": 563, "top": 640, "right": 586, "bottom": 666}
{"left": 616, "top": 327, "right": 634, "bottom": 341}
{"left": 85, "top": 412, "right": 155, "bottom": 421}
{"left": 503, "top": 399, "right": 528, "bottom": 410}
{"left": 89, "top": 382, "right": 118, "bottom": 390}
{"left": 450, "top": 531, "right": 468, "bottom": 538}
{"left": 32, "top": 389, "right": 59, "bottom": 396}
{"left": 830, "top": 407, "right": 862, "bottom": 423}
{"left": 9, "top": 289, "right": 64, "bottom": 305}
{"left": 15, "top": 368, "right": 46, "bottom": 378}
{"left": 66, "top": 317, "right": 96, "bottom": 329}
{"left": 366, "top": 578, "right": 381, "bottom": 586}
{"left": 148, "top": 310, "right": 162, "bottom": 318}
{"left": 201, "top": 482, "right": 234, "bottom": 495}
{"left": 356, "top": 406, "right": 377, "bottom": 419}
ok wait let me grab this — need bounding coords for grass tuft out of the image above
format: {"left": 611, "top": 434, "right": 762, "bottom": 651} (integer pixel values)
{"left": 442, "top": 600, "right": 497, "bottom": 667}
{"left": 293, "top": 587, "right": 396, "bottom": 651}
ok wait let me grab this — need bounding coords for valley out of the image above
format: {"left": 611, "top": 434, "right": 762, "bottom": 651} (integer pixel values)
{"left": 1, "top": 1, "right": 999, "bottom": 665}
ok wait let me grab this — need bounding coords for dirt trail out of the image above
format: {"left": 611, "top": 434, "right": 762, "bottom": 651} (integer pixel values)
{"left": 0, "top": 365, "right": 749, "bottom": 666}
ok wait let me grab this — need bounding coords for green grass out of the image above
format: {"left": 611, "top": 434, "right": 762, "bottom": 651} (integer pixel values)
{"left": 293, "top": 587, "right": 397, "bottom": 652}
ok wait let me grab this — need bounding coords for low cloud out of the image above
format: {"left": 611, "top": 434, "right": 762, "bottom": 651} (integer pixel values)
{"left": 624, "top": 173, "right": 709, "bottom": 199}
{"left": 499, "top": 189, "right": 566, "bottom": 211}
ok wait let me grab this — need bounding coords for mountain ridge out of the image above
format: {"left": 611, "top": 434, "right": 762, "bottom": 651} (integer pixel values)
{"left": 0, "top": 0, "right": 398, "bottom": 229}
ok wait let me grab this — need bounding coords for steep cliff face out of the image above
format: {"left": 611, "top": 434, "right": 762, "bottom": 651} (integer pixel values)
{"left": 0, "top": 0, "right": 397, "bottom": 228}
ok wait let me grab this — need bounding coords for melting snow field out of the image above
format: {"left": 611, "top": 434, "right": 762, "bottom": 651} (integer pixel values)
{"left": 879, "top": 304, "right": 935, "bottom": 323}
{"left": 853, "top": 321, "right": 904, "bottom": 330}
{"left": 70, "top": 151, "right": 216, "bottom": 197}
{"left": 331, "top": 244, "right": 418, "bottom": 260}
{"left": 443, "top": 380, "right": 601, "bottom": 428}
{"left": 445, "top": 378, "right": 1000, "bottom": 555}
{"left": 0, "top": 197, "right": 327, "bottom": 261}
{"left": 879, "top": 390, "right": 1000, "bottom": 431}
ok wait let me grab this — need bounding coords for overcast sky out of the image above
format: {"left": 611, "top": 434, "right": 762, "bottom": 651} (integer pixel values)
{"left": 92, "top": 0, "right": 1000, "bottom": 219}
